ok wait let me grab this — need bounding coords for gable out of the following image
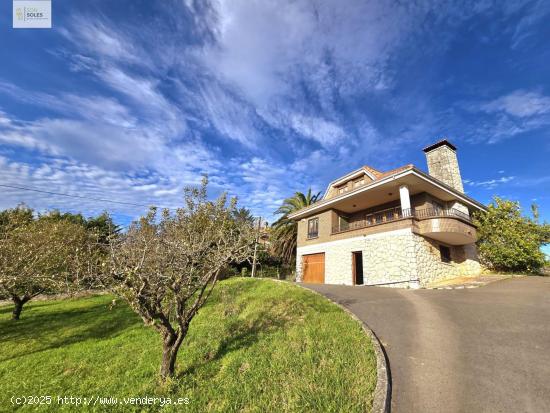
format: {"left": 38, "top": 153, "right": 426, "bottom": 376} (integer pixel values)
{"left": 323, "top": 167, "right": 379, "bottom": 200}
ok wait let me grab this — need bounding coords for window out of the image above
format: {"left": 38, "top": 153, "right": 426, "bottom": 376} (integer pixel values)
{"left": 439, "top": 245, "right": 451, "bottom": 263}
{"left": 307, "top": 218, "right": 319, "bottom": 239}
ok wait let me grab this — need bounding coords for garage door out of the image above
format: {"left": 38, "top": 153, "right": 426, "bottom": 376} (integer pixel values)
{"left": 302, "top": 253, "right": 325, "bottom": 284}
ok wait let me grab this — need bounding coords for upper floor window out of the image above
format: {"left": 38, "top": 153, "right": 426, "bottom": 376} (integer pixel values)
{"left": 439, "top": 245, "right": 451, "bottom": 263}
{"left": 354, "top": 178, "right": 365, "bottom": 188}
{"left": 307, "top": 217, "right": 319, "bottom": 239}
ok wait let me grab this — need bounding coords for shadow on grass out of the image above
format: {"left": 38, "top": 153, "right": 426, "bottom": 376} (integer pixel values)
{"left": 179, "top": 309, "right": 291, "bottom": 378}
{"left": 0, "top": 296, "right": 104, "bottom": 315}
{"left": 0, "top": 300, "right": 141, "bottom": 363}
{"left": 0, "top": 301, "right": 46, "bottom": 316}
{"left": 177, "top": 283, "right": 340, "bottom": 379}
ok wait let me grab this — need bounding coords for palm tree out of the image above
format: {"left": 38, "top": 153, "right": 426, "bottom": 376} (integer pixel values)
{"left": 271, "top": 189, "right": 321, "bottom": 264}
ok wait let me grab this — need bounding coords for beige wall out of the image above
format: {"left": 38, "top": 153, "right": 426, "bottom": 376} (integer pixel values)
{"left": 296, "top": 192, "right": 474, "bottom": 248}
{"left": 297, "top": 209, "right": 415, "bottom": 248}
{"left": 296, "top": 209, "right": 336, "bottom": 246}
{"left": 414, "top": 218, "right": 477, "bottom": 243}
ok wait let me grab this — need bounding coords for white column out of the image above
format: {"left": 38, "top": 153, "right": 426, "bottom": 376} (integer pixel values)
{"left": 399, "top": 185, "right": 411, "bottom": 213}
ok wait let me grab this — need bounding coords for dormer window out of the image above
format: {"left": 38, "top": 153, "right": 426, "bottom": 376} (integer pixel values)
{"left": 354, "top": 178, "right": 365, "bottom": 188}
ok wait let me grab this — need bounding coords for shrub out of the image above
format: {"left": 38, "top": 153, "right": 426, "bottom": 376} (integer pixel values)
{"left": 474, "top": 197, "right": 548, "bottom": 273}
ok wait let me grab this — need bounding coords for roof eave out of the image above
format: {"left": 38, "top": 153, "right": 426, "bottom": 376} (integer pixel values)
{"left": 288, "top": 167, "right": 486, "bottom": 219}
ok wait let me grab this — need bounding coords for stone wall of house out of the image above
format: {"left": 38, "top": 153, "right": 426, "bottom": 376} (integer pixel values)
{"left": 361, "top": 230, "right": 420, "bottom": 287}
{"left": 454, "top": 243, "right": 483, "bottom": 276}
{"left": 410, "top": 236, "right": 482, "bottom": 286}
{"left": 425, "top": 144, "right": 464, "bottom": 193}
{"left": 297, "top": 229, "right": 421, "bottom": 288}
{"left": 296, "top": 228, "right": 482, "bottom": 288}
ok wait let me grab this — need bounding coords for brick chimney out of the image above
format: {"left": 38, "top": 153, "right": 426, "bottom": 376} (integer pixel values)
{"left": 423, "top": 139, "right": 464, "bottom": 192}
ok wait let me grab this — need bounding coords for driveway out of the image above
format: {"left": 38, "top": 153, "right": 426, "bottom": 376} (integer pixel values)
{"left": 305, "top": 276, "right": 550, "bottom": 413}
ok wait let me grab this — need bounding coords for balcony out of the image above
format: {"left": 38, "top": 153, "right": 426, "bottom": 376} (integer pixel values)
{"left": 413, "top": 207, "right": 471, "bottom": 222}
{"left": 333, "top": 206, "right": 410, "bottom": 234}
{"left": 332, "top": 206, "right": 476, "bottom": 244}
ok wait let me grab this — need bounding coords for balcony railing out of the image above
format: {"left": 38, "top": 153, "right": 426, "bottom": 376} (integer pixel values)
{"left": 413, "top": 207, "right": 471, "bottom": 222}
{"left": 332, "top": 206, "right": 471, "bottom": 234}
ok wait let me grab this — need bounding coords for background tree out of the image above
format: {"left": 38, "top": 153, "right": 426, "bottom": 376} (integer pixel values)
{"left": 40, "top": 210, "right": 120, "bottom": 245}
{"left": 474, "top": 197, "right": 548, "bottom": 273}
{"left": 104, "top": 177, "right": 254, "bottom": 380}
{"left": 0, "top": 204, "right": 33, "bottom": 230}
{"left": 271, "top": 189, "right": 320, "bottom": 264}
{"left": 0, "top": 208, "right": 101, "bottom": 320}
{"left": 233, "top": 207, "right": 255, "bottom": 225}
{"left": 85, "top": 212, "right": 121, "bottom": 245}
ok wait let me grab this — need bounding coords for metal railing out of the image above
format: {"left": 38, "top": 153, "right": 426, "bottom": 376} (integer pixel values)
{"left": 413, "top": 207, "right": 471, "bottom": 222}
{"left": 332, "top": 206, "right": 471, "bottom": 234}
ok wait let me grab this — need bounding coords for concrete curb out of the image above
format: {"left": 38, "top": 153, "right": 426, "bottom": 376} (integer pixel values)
{"left": 285, "top": 280, "right": 391, "bottom": 413}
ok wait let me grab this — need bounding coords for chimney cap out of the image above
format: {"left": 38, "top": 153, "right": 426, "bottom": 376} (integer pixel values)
{"left": 423, "top": 139, "right": 457, "bottom": 152}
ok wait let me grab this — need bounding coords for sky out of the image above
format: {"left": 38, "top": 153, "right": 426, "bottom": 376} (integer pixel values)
{"left": 0, "top": 0, "right": 549, "bottom": 243}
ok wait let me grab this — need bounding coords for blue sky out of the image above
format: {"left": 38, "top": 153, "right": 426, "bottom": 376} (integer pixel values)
{"left": 0, "top": 0, "right": 549, "bottom": 242}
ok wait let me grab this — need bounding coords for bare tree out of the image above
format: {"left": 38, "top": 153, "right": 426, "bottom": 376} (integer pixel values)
{"left": 0, "top": 208, "right": 100, "bottom": 320}
{"left": 105, "top": 178, "right": 254, "bottom": 380}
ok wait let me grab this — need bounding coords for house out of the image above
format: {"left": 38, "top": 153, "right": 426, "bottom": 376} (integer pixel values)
{"left": 288, "top": 139, "right": 486, "bottom": 288}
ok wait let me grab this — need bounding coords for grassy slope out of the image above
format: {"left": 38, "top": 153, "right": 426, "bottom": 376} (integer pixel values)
{"left": 0, "top": 278, "right": 376, "bottom": 412}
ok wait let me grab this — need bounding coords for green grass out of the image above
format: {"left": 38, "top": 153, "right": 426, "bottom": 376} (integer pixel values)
{"left": 0, "top": 278, "right": 376, "bottom": 412}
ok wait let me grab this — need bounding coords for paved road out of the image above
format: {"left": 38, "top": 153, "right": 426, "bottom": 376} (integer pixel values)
{"left": 305, "top": 277, "right": 550, "bottom": 413}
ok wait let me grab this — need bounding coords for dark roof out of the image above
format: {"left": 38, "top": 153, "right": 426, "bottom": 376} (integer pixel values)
{"left": 423, "top": 139, "right": 457, "bottom": 152}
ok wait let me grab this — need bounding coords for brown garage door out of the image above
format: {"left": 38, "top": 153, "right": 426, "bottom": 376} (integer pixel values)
{"left": 302, "top": 253, "right": 325, "bottom": 284}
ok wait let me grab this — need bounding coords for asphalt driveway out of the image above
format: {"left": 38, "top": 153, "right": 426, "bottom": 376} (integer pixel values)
{"left": 305, "top": 277, "right": 550, "bottom": 413}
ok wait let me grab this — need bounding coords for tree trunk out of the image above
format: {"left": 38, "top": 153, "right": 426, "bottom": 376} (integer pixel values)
{"left": 11, "top": 296, "right": 28, "bottom": 321}
{"left": 160, "top": 332, "right": 184, "bottom": 380}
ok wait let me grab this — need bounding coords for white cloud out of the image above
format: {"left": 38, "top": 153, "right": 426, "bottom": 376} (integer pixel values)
{"left": 509, "top": 1, "right": 550, "bottom": 49}
{"left": 481, "top": 90, "right": 550, "bottom": 118}
{"left": 58, "top": 17, "right": 150, "bottom": 66}
{"left": 0, "top": 155, "right": 179, "bottom": 219}
{"left": 289, "top": 114, "right": 346, "bottom": 147}
{"left": 464, "top": 176, "right": 515, "bottom": 189}
{"left": 194, "top": 82, "right": 263, "bottom": 147}
{"left": 463, "top": 89, "right": 550, "bottom": 143}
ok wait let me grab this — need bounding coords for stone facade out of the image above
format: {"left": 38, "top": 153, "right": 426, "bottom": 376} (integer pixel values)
{"left": 296, "top": 228, "right": 482, "bottom": 288}
{"left": 413, "top": 236, "right": 481, "bottom": 285}
{"left": 424, "top": 143, "right": 464, "bottom": 193}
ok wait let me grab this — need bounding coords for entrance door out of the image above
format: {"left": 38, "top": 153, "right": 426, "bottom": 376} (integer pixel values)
{"left": 302, "top": 253, "right": 325, "bottom": 284}
{"left": 352, "top": 251, "right": 364, "bottom": 285}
